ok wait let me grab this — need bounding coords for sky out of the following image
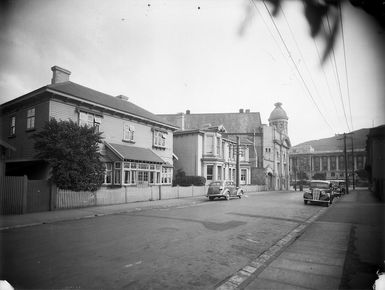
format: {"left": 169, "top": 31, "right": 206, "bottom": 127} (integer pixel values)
{"left": 0, "top": 0, "right": 384, "bottom": 146}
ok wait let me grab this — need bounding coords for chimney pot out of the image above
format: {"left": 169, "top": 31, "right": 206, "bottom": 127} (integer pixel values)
{"left": 186, "top": 110, "right": 190, "bottom": 115}
{"left": 116, "top": 95, "right": 129, "bottom": 101}
{"left": 239, "top": 109, "right": 244, "bottom": 113}
{"left": 245, "top": 109, "right": 250, "bottom": 113}
{"left": 51, "top": 66, "right": 71, "bottom": 84}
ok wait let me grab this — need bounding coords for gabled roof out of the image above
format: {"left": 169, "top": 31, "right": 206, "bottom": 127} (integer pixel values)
{"left": 158, "top": 112, "right": 262, "bottom": 133}
{"left": 105, "top": 142, "right": 165, "bottom": 163}
{"left": 47, "top": 82, "right": 177, "bottom": 129}
{"left": 1, "top": 81, "right": 178, "bottom": 130}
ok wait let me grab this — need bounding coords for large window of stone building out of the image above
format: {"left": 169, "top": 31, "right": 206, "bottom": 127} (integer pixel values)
{"left": 330, "top": 156, "right": 336, "bottom": 170}
{"left": 338, "top": 156, "right": 345, "bottom": 170}
{"left": 322, "top": 156, "right": 328, "bottom": 171}
{"left": 348, "top": 155, "right": 353, "bottom": 170}
{"left": 216, "top": 137, "right": 221, "bottom": 156}
{"left": 313, "top": 157, "right": 320, "bottom": 171}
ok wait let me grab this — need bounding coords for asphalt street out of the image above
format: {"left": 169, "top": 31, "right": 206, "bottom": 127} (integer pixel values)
{"left": 0, "top": 189, "right": 383, "bottom": 289}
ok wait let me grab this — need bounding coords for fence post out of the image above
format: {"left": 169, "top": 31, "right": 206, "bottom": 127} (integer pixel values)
{"left": 49, "top": 182, "right": 57, "bottom": 211}
{"left": 22, "top": 175, "right": 28, "bottom": 214}
{"left": 159, "top": 185, "right": 162, "bottom": 200}
{"left": 192, "top": 185, "right": 194, "bottom": 197}
{"left": 125, "top": 186, "right": 128, "bottom": 203}
{"left": 177, "top": 185, "right": 180, "bottom": 199}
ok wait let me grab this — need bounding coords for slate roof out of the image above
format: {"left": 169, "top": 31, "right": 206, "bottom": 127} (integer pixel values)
{"left": 1, "top": 81, "right": 177, "bottom": 130}
{"left": 47, "top": 81, "right": 176, "bottom": 128}
{"left": 158, "top": 112, "right": 262, "bottom": 133}
{"left": 106, "top": 143, "right": 165, "bottom": 163}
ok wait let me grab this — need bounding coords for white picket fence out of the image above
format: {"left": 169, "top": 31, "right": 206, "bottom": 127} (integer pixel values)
{"left": 56, "top": 184, "right": 266, "bottom": 209}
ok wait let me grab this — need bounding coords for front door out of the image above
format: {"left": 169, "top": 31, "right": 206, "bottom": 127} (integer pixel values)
{"left": 240, "top": 169, "right": 247, "bottom": 185}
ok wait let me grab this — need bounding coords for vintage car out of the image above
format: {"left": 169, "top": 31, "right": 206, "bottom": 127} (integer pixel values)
{"left": 303, "top": 180, "right": 334, "bottom": 207}
{"left": 330, "top": 180, "right": 346, "bottom": 197}
{"left": 206, "top": 180, "right": 243, "bottom": 201}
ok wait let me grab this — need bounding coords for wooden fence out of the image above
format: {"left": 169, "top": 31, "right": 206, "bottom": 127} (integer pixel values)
{"left": 0, "top": 176, "right": 53, "bottom": 214}
{"left": 0, "top": 175, "right": 26, "bottom": 214}
{"left": 1, "top": 176, "right": 268, "bottom": 213}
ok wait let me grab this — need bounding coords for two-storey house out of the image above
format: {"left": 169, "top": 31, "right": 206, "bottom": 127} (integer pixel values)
{"left": 173, "top": 125, "right": 251, "bottom": 185}
{"left": 0, "top": 66, "right": 178, "bottom": 187}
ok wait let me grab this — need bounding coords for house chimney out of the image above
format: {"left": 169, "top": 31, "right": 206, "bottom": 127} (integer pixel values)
{"left": 239, "top": 109, "right": 244, "bottom": 113}
{"left": 51, "top": 66, "right": 71, "bottom": 84}
{"left": 186, "top": 109, "right": 190, "bottom": 115}
{"left": 116, "top": 95, "right": 129, "bottom": 101}
{"left": 177, "top": 112, "right": 185, "bottom": 130}
{"left": 245, "top": 109, "right": 250, "bottom": 113}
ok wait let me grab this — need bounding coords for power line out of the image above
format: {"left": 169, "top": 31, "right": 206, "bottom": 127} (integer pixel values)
{"left": 280, "top": 4, "right": 336, "bottom": 130}
{"left": 338, "top": 2, "right": 353, "bottom": 131}
{"left": 313, "top": 37, "right": 341, "bottom": 125}
{"left": 261, "top": 0, "right": 334, "bottom": 133}
{"left": 248, "top": 0, "right": 296, "bottom": 75}
{"left": 325, "top": 14, "right": 351, "bottom": 132}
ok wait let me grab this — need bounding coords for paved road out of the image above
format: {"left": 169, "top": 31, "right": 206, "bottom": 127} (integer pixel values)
{"left": 0, "top": 190, "right": 326, "bottom": 289}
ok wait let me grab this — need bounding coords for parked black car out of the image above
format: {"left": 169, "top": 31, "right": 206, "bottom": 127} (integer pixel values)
{"left": 303, "top": 180, "right": 334, "bottom": 207}
{"left": 206, "top": 180, "right": 243, "bottom": 201}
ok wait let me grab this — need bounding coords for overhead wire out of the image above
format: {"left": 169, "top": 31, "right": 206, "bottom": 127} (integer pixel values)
{"left": 260, "top": 0, "right": 334, "bottom": 133}
{"left": 247, "top": 0, "right": 297, "bottom": 78}
{"left": 325, "top": 14, "right": 351, "bottom": 132}
{"left": 280, "top": 4, "right": 336, "bottom": 131}
{"left": 338, "top": 2, "right": 353, "bottom": 130}
{"left": 313, "top": 37, "right": 342, "bottom": 126}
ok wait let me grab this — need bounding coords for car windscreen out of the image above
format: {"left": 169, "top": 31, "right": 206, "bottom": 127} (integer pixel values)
{"left": 209, "top": 182, "right": 222, "bottom": 186}
{"left": 310, "top": 182, "right": 329, "bottom": 189}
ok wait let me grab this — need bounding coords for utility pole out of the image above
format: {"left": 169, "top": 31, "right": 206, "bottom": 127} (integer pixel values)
{"left": 337, "top": 133, "right": 353, "bottom": 194}
{"left": 236, "top": 136, "right": 240, "bottom": 188}
{"left": 343, "top": 133, "right": 349, "bottom": 194}
{"left": 350, "top": 137, "right": 355, "bottom": 190}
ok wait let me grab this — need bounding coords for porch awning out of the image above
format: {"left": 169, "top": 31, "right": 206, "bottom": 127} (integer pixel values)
{"left": 105, "top": 142, "right": 165, "bottom": 164}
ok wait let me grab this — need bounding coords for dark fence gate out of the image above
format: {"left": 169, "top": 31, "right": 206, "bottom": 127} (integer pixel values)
{"left": 0, "top": 176, "right": 53, "bottom": 215}
{"left": 27, "top": 180, "right": 51, "bottom": 213}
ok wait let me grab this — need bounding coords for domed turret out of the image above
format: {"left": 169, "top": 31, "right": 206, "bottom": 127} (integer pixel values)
{"left": 269, "top": 102, "right": 288, "bottom": 134}
{"left": 268, "top": 102, "right": 288, "bottom": 122}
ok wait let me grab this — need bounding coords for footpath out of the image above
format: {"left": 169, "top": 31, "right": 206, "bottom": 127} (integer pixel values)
{"left": 234, "top": 189, "right": 384, "bottom": 290}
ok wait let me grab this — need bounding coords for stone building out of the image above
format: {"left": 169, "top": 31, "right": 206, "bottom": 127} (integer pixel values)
{"left": 289, "top": 128, "right": 368, "bottom": 184}
{"left": 158, "top": 103, "right": 291, "bottom": 190}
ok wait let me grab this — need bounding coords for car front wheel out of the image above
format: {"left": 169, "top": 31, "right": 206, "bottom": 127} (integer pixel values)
{"left": 304, "top": 200, "right": 308, "bottom": 205}
{"left": 225, "top": 192, "right": 230, "bottom": 200}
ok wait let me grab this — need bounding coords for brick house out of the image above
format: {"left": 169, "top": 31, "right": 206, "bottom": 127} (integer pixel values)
{"left": 0, "top": 66, "right": 178, "bottom": 187}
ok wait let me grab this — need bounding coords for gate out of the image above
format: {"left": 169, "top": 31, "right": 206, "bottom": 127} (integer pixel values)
{"left": 26, "top": 180, "right": 51, "bottom": 213}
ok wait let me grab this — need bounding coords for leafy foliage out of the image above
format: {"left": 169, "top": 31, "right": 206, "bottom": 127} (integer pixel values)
{"left": 173, "top": 175, "right": 206, "bottom": 187}
{"left": 33, "top": 119, "right": 104, "bottom": 191}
